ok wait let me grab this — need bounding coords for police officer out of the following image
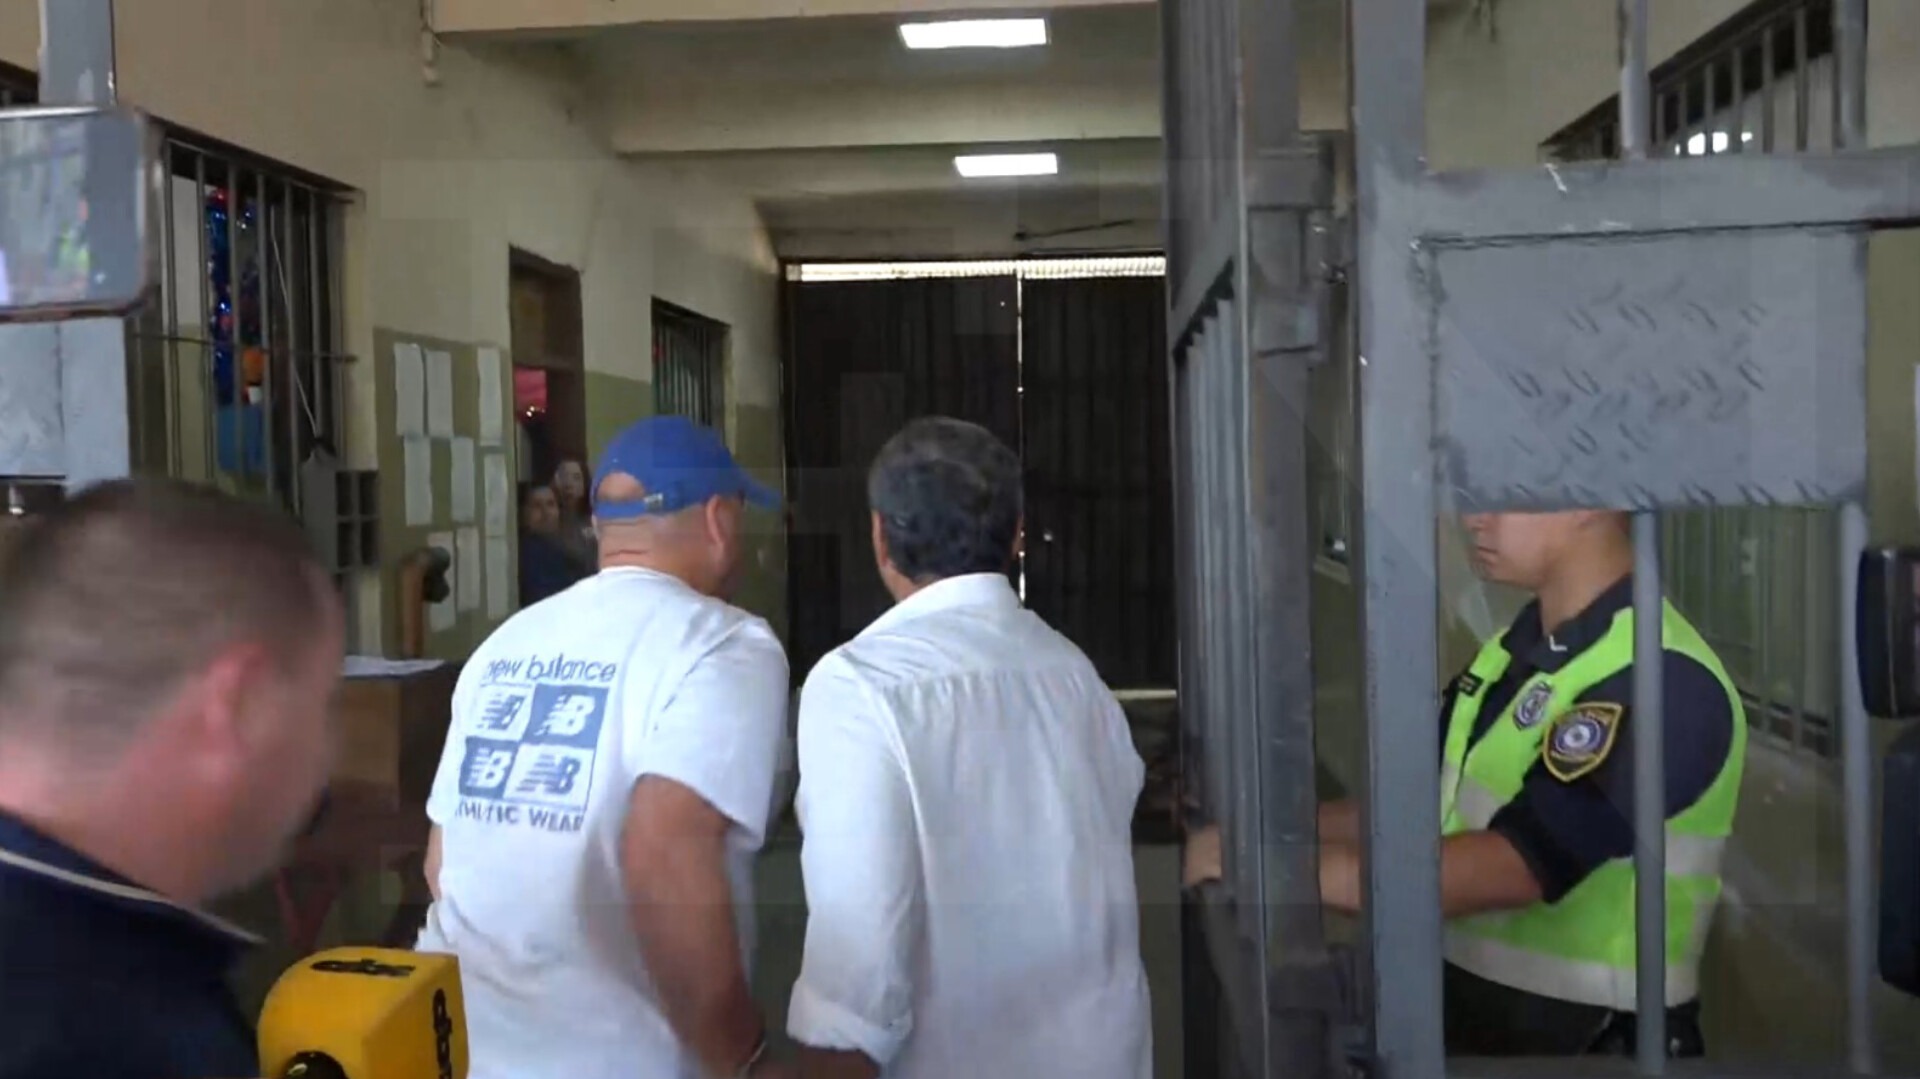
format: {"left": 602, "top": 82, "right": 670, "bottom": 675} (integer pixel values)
{"left": 1185, "top": 508, "right": 1745, "bottom": 1058}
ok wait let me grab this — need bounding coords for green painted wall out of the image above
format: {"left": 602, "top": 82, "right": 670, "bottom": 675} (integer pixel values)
{"left": 583, "top": 374, "right": 789, "bottom": 644}
{"left": 584, "top": 371, "right": 655, "bottom": 464}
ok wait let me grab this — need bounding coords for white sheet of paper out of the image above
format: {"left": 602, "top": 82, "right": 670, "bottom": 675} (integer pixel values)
{"left": 455, "top": 527, "right": 483, "bottom": 612}
{"left": 426, "top": 349, "right": 456, "bottom": 439}
{"left": 477, "top": 347, "right": 506, "bottom": 446}
{"left": 343, "top": 655, "right": 448, "bottom": 679}
{"left": 450, "top": 437, "right": 477, "bottom": 524}
{"left": 483, "top": 452, "right": 512, "bottom": 537}
{"left": 393, "top": 343, "right": 426, "bottom": 438}
{"left": 485, "top": 536, "right": 512, "bottom": 620}
{"left": 402, "top": 436, "right": 434, "bottom": 526}
{"left": 427, "top": 530, "right": 458, "bottom": 633}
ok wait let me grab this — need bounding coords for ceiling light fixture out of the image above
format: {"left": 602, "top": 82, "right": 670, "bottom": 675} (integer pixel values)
{"left": 954, "top": 152, "right": 1059, "bottom": 179}
{"left": 900, "top": 18, "right": 1048, "bottom": 50}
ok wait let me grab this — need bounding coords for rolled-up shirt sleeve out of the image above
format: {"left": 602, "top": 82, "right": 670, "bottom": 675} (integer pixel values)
{"left": 787, "top": 654, "right": 921, "bottom": 1066}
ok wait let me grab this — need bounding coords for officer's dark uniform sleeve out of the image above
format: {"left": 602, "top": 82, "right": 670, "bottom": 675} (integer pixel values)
{"left": 1485, "top": 653, "right": 1736, "bottom": 904}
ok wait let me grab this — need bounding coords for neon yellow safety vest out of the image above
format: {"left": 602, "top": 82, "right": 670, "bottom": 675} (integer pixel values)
{"left": 1439, "top": 600, "right": 1746, "bottom": 1011}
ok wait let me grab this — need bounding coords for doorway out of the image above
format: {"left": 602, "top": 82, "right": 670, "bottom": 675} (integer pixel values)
{"left": 508, "top": 248, "right": 587, "bottom": 507}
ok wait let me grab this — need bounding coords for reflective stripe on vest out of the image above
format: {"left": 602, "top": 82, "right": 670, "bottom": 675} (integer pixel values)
{"left": 1443, "top": 766, "right": 1729, "bottom": 879}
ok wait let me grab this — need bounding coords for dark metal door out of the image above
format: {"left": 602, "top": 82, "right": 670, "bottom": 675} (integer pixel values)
{"left": 782, "top": 276, "right": 1020, "bottom": 680}
{"left": 1165, "top": 0, "right": 1920, "bottom": 1076}
{"left": 1020, "top": 275, "right": 1177, "bottom": 690}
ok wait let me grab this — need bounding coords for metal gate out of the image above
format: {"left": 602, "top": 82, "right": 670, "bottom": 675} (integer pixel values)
{"left": 1020, "top": 273, "right": 1176, "bottom": 690}
{"left": 1165, "top": 1, "right": 1920, "bottom": 1078}
{"left": 781, "top": 274, "right": 1021, "bottom": 680}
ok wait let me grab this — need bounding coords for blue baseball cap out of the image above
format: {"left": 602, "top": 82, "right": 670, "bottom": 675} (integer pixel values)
{"left": 591, "top": 415, "right": 780, "bottom": 521}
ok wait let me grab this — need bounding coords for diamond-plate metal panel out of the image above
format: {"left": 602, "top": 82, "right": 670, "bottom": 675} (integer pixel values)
{"left": 0, "top": 325, "right": 66, "bottom": 476}
{"left": 1430, "top": 228, "right": 1868, "bottom": 511}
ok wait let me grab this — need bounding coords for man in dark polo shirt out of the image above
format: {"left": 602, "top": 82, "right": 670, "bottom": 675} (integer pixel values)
{"left": 0, "top": 479, "right": 345, "bottom": 1079}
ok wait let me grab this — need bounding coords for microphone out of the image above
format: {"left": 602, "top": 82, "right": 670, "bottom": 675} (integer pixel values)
{"left": 257, "top": 946, "right": 468, "bottom": 1079}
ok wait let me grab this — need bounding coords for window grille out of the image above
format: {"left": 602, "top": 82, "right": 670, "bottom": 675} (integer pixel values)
{"left": 652, "top": 301, "right": 727, "bottom": 430}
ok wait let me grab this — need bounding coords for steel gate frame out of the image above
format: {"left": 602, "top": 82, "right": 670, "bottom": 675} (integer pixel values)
{"left": 1167, "top": 0, "right": 1920, "bottom": 1077}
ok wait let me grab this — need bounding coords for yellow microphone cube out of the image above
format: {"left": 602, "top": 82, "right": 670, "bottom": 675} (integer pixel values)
{"left": 258, "top": 946, "right": 468, "bottom": 1079}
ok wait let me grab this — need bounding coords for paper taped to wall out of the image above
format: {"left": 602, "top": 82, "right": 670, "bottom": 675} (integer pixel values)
{"left": 402, "top": 436, "right": 433, "bottom": 526}
{"left": 427, "top": 349, "right": 456, "bottom": 439}
{"left": 393, "top": 343, "right": 426, "bottom": 438}
{"left": 477, "top": 347, "right": 505, "bottom": 446}
{"left": 456, "top": 527, "right": 482, "bottom": 612}
{"left": 450, "top": 437, "right": 476, "bottom": 524}
{"left": 483, "top": 452, "right": 511, "bottom": 537}
{"left": 485, "top": 535, "right": 512, "bottom": 620}
{"left": 427, "top": 530, "right": 457, "bottom": 633}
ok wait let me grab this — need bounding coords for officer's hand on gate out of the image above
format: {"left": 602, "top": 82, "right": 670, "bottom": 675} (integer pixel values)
{"left": 1183, "top": 824, "right": 1223, "bottom": 888}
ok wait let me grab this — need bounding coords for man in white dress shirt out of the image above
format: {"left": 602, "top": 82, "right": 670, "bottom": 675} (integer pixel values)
{"left": 418, "top": 415, "right": 792, "bottom": 1079}
{"left": 786, "top": 416, "right": 1152, "bottom": 1079}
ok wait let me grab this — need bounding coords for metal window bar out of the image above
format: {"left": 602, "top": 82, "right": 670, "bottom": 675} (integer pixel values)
{"left": 652, "top": 302, "right": 727, "bottom": 429}
{"left": 124, "top": 142, "right": 350, "bottom": 520}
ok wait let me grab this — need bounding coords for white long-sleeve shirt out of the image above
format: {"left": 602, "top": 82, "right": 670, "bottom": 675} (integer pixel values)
{"left": 787, "top": 573, "right": 1152, "bottom": 1079}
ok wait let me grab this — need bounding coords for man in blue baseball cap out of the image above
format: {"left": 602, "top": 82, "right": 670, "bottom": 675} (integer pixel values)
{"left": 417, "top": 415, "right": 795, "bottom": 1079}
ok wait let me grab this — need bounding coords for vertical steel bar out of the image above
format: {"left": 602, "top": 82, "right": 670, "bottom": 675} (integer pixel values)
{"left": 1703, "top": 61, "right": 1719, "bottom": 154}
{"left": 1237, "top": 0, "right": 1328, "bottom": 1070}
{"left": 257, "top": 171, "right": 276, "bottom": 502}
{"left": 228, "top": 163, "right": 245, "bottom": 475}
{"left": 1619, "top": 0, "right": 1669, "bottom": 1070}
{"left": 305, "top": 189, "right": 325, "bottom": 461}
{"left": 196, "top": 153, "right": 215, "bottom": 478}
{"left": 1761, "top": 22, "right": 1778, "bottom": 154}
{"left": 1730, "top": 48, "right": 1745, "bottom": 154}
{"left": 42, "top": 0, "right": 132, "bottom": 491}
{"left": 1349, "top": 0, "right": 1443, "bottom": 1071}
{"left": 1794, "top": 8, "right": 1811, "bottom": 154}
{"left": 281, "top": 178, "right": 300, "bottom": 510}
{"left": 1834, "top": 1, "right": 1874, "bottom": 1069}
{"left": 1631, "top": 517, "right": 1668, "bottom": 1073}
{"left": 162, "top": 142, "right": 181, "bottom": 476}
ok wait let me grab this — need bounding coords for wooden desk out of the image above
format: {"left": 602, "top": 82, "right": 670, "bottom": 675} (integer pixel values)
{"left": 274, "top": 663, "right": 457, "bottom": 954}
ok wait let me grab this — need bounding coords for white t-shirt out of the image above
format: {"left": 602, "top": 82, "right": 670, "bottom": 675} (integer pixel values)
{"left": 417, "top": 567, "right": 790, "bottom": 1079}
{"left": 787, "top": 573, "right": 1151, "bottom": 1079}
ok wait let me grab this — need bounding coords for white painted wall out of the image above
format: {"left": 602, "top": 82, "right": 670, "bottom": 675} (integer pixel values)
{"left": 0, "top": 0, "right": 780, "bottom": 417}
{"left": 0, "top": 0, "right": 780, "bottom": 648}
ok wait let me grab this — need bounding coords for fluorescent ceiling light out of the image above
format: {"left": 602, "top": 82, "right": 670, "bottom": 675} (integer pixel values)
{"left": 954, "top": 152, "right": 1059, "bottom": 179}
{"left": 900, "top": 18, "right": 1048, "bottom": 50}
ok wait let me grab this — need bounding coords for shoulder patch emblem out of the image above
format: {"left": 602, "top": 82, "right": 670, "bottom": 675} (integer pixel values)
{"left": 1542, "top": 702, "right": 1624, "bottom": 782}
{"left": 1512, "top": 681, "right": 1553, "bottom": 730}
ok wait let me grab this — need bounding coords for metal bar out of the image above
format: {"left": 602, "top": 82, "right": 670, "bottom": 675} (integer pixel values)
{"left": 1237, "top": 0, "right": 1330, "bottom": 1068}
{"left": 1620, "top": 4, "right": 1668, "bottom": 1069}
{"left": 281, "top": 178, "right": 300, "bottom": 509}
{"left": 1730, "top": 48, "right": 1744, "bottom": 155}
{"left": 1761, "top": 22, "right": 1778, "bottom": 154}
{"left": 1632, "top": 521, "right": 1668, "bottom": 1072}
{"left": 1834, "top": 2, "right": 1874, "bottom": 1070}
{"left": 1349, "top": 0, "right": 1444, "bottom": 1072}
{"left": 162, "top": 142, "right": 182, "bottom": 476}
{"left": 196, "top": 152, "right": 215, "bottom": 477}
{"left": 257, "top": 170, "right": 276, "bottom": 500}
{"left": 229, "top": 163, "right": 246, "bottom": 476}
{"left": 1794, "top": 8, "right": 1811, "bottom": 154}
{"left": 1417, "top": 147, "right": 1920, "bottom": 241}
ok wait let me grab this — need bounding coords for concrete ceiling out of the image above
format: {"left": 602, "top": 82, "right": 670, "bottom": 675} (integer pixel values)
{"left": 441, "top": 1, "right": 1358, "bottom": 257}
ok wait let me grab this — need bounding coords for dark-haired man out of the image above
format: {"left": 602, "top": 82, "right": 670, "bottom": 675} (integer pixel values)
{"left": 0, "top": 479, "right": 345, "bottom": 1079}
{"left": 785, "top": 416, "right": 1151, "bottom": 1079}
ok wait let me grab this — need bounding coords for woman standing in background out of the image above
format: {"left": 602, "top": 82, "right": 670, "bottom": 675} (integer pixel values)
{"left": 551, "top": 457, "right": 599, "bottom": 572}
